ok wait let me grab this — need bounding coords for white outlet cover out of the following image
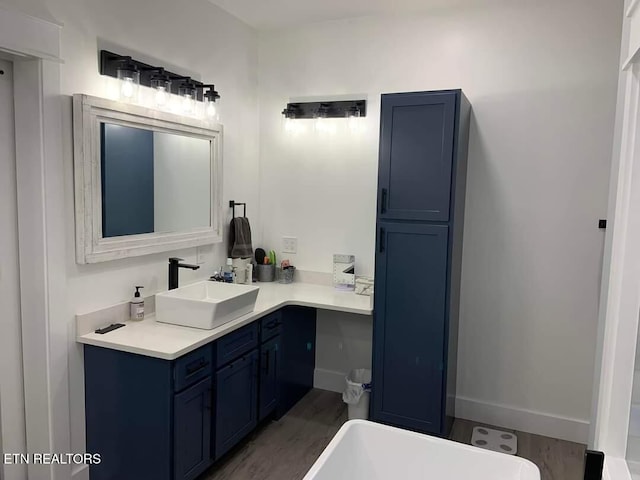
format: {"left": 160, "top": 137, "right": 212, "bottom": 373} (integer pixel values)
{"left": 282, "top": 236, "right": 298, "bottom": 254}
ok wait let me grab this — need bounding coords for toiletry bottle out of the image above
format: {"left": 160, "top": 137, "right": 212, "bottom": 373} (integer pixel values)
{"left": 224, "top": 258, "right": 234, "bottom": 283}
{"left": 246, "top": 263, "right": 253, "bottom": 284}
{"left": 130, "top": 286, "right": 144, "bottom": 320}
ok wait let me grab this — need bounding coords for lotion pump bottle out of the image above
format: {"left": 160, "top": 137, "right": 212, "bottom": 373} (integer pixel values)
{"left": 130, "top": 286, "right": 145, "bottom": 320}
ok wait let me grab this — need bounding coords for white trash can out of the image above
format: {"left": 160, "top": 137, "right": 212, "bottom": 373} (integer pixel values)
{"left": 343, "top": 369, "right": 372, "bottom": 420}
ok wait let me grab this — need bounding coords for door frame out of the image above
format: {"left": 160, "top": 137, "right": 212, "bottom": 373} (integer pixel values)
{"left": 591, "top": 1, "right": 640, "bottom": 478}
{"left": 0, "top": 5, "right": 68, "bottom": 480}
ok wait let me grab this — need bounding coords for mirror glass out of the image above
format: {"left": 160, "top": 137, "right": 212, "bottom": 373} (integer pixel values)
{"left": 100, "top": 123, "right": 212, "bottom": 238}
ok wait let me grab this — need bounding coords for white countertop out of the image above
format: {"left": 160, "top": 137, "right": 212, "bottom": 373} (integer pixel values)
{"left": 76, "top": 281, "right": 373, "bottom": 360}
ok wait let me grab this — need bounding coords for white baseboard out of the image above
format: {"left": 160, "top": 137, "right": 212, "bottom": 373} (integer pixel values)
{"left": 71, "top": 465, "right": 89, "bottom": 480}
{"left": 455, "top": 395, "right": 589, "bottom": 444}
{"left": 314, "top": 371, "right": 589, "bottom": 444}
{"left": 314, "top": 368, "right": 346, "bottom": 393}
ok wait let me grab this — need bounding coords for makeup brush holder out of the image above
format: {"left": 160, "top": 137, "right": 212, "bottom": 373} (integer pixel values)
{"left": 257, "top": 264, "right": 275, "bottom": 282}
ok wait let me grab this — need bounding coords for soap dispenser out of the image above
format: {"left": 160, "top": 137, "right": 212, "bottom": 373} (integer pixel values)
{"left": 130, "top": 286, "right": 145, "bottom": 321}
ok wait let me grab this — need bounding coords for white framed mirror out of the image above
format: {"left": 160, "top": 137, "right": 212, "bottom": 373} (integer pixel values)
{"left": 73, "top": 94, "right": 223, "bottom": 264}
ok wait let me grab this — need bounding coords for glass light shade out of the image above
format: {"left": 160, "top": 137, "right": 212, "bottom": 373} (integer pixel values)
{"left": 181, "top": 94, "right": 195, "bottom": 114}
{"left": 205, "top": 98, "right": 219, "bottom": 120}
{"left": 151, "top": 78, "right": 171, "bottom": 108}
{"left": 178, "top": 83, "right": 197, "bottom": 115}
{"left": 116, "top": 68, "right": 139, "bottom": 102}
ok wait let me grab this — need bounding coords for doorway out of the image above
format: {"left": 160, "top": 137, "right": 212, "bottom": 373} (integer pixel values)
{"left": 0, "top": 58, "right": 27, "bottom": 480}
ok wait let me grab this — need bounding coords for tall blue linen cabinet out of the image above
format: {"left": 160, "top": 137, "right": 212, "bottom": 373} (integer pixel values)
{"left": 371, "top": 90, "right": 471, "bottom": 437}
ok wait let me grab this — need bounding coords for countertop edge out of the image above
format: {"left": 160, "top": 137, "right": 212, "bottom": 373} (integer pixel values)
{"left": 77, "top": 286, "right": 373, "bottom": 360}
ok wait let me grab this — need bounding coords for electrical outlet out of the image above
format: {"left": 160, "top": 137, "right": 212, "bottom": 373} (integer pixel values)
{"left": 282, "top": 236, "right": 298, "bottom": 254}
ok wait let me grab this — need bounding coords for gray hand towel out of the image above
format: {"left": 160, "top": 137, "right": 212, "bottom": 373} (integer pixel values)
{"left": 229, "top": 217, "right": 253, "bottom": 258}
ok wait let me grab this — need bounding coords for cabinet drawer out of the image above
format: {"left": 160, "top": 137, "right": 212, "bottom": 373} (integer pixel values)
{"left": 260, "top": 311, "right": 282, "bottom": 342}
{"left": 174, "top": 345, "right": 213, "bottom": 393}
{"left": 215, "top": 323, "right": 258, "bottom": 368}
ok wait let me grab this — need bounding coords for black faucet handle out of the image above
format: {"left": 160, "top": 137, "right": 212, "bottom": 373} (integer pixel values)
{"left": 169, "top": 257, "right": 184, "bottom": 264}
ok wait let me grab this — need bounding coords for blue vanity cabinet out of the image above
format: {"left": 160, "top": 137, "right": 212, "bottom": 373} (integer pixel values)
{"left": 372, "top": 90, "right": 470, "bottom": 437}
{"left": 214, "top": 350, "right": 259, "bottom": 459}
{"left": 84, "top": 307, "right": 319, "bottom": 480}
{"left": 174, "top": 377, "right": 213, "bottom": 480}
{"left": 84, "top": 343, "right": 215, "bottom": 480}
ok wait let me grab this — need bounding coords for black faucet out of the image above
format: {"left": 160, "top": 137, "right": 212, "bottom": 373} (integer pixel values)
{"left": 168, "top": 257, "right": 200, "bottom": 290}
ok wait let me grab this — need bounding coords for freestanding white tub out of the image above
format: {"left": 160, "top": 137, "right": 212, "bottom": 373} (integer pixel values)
{"left": 303, "top": 420, "right": 540, "bottom": 480}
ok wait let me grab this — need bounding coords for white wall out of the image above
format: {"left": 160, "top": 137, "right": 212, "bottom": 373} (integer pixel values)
{"left": 314, "top": 310, "right": 373, "bottom": 392}
{"left": 1, "top": 0, "right": 259, "bottom": 475}
{"left": 258, "top": 0, "right": 623, "bottom": 440}
{"left": 0, "top": 58, "right": 27, "bottom": 480}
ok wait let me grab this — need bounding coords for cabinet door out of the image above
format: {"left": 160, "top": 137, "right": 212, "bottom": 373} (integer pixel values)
{"left": 372, "top": 222, "right": 449, "bottom": 434}
{"left": 214, "top": 350, "right": 258, "bottom": 459}
{"left": 259, "top": 335, "right": 280, "bottom": 421}
{"left": 174, "top": 377, "right": 213, "bottom": 480}
{"left": 378, "top": 91, "right": 457, "bottom": 222}
{"left": 277, "top": 307, "right": 317, "bottom": 418}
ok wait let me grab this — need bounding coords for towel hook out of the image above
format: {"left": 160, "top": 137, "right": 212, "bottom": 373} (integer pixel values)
{"left": 229, "top": 200, "right": 247, "bottom": 219}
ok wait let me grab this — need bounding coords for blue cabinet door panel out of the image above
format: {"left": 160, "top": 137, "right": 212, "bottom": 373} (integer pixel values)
{"left": 373, "top": 222, "right": 449, "bottom": 433}
{"left": 214, "top": 350, "right": 258, "bottom": 458}
{"left": 174, "top": 377, "right": 213, "bottom": 480}
{"left": 259, "top": 335, "right": 281, "bottom": 421}
{"left": 378, "top": 91, "right": 456, "bottom": 222}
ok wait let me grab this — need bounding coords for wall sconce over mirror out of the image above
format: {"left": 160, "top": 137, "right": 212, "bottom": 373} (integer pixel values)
{"left": 100, "top": 50, "right": 221, "bottom": 120}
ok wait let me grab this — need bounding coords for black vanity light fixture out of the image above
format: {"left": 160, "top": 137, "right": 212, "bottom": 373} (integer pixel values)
{"left": 99, "top": 50, "right": 221, "bottom": 116}
{"left": 281, "top": 99, "right": 367, "bottom": 120}
{"left": 282, "top": 99, "right": 366, "bottom": 134}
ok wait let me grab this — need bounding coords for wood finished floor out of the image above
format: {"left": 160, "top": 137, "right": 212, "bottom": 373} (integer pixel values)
{"left": 204, "top": 389, "right": 585, "bottom": 480}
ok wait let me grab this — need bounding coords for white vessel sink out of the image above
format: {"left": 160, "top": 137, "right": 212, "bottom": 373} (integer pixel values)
{"left": 156, "top": 281, "right": 259, "bottom": 330}
{"left": 304, "top": 420, "right": 540, "bottom": 480}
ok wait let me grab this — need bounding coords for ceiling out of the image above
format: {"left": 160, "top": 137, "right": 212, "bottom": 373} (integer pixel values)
{"left": 207, "top": 0, "right": 505, "bottom": 30}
